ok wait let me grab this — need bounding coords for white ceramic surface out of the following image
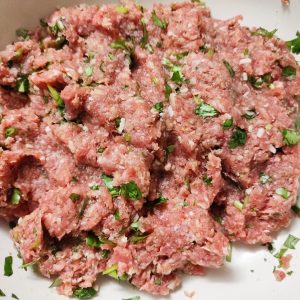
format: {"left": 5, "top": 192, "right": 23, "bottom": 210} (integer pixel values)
{"left": 0, "top": 1, "right": 300, "bottom": 300}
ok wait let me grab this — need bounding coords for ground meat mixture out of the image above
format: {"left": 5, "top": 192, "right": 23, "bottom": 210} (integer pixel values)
{"left": 0, "top": 0, "right": 299, "bottom": 297}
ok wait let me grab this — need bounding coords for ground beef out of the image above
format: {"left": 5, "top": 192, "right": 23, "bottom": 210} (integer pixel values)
{"left": 0, "top": 0, "right": 299, "bottom": 297}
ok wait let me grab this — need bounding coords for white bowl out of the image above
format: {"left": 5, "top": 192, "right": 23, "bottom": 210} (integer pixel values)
{"left": 0, "top": 1, "right": 299, "bottom": 300}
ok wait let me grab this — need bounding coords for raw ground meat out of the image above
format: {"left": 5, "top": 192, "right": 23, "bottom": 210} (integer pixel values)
{"left": 0, "top": 0, "right": 299, "bottom": 297}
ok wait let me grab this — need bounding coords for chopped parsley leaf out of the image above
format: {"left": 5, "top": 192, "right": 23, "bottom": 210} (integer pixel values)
{"left": 295, "top": 116, "right": 300, "bottom": 131}
{"left": 154, "top": 195, "right": 167, "bottom": 205}
{"left": 152, "top": 10, "right": 168, "bottom": 29}
{"left": 282, "top": 66, "right": 296, "bottom": 78}
{"left": 4, "top": 256, "right": 13, "bottom": 277}
{"left": 292, "top": 205, "right": 300, "bottom": 216}
{"left": 287, "top": 271, "right": 293, "bottom": 276}
{"left": 101, "top": 249, "right": 110, "bottom": 258}
{"left": 130, "top": 221, "right": 140, "bottom": 231}
{"left": 130, "top": 233, "right": 148, "bottom": 244}
{"left": 101, "top": 174, "right": 120, "bottom": 198}
{"left": 202, "top": 175, "right": 213, "bottom": 186}
{"left": 97, "top": 147, "right": 104, "bottom": 154}
{"left": 233, "top": 200, "right": 244, "bottom": 210}
{"left": 248, "top": 76, "right": 263, "bottom": 89}
{"left": 90, "top": 184, "right": 99, "bottom": 191}
{"left": 122, "top": 297, "right": 141, "bottom": 300}
{"left": 16, "top": 74, "right": 29, "bottom": 93}
{"left": 223, "top": 60, "right": 235, "bottom": 77}
{"left": 165, "top": 83, "right": 172, "bottom": 100}
{"left": 69, "top": 193, "right": 80, "bottom": 202}
{"left": 110, "top": 39, "right": 130, "bottom": 51}
{"left": 114, "top": 210, "right": 120, "bottom": 221}
{"left": 11, "top": 294, "right": 19, "bottom": 300}
{"left": 175, "top": 51, "right": 189, "bottom": 60}
{"left": 49, "top": 19, "right": 64, "bottom": 36}
{"left": 286, "top": 31, "right": 300, "bottom": 54}
{"left": 153, "top": 102, "right": 163, "bottom": 113}
{"left": 84, "top": 65, "right": 94, "bottom": 78}
{"left": 284, "top": 234, "right": 300, "bottom": 249}
{"left": 73, "top": 287, "right": 97, "bottom": 299}
{"left": 103, "top": 264, "right": 118, "bottom": 279}
{"left": 78, "top": 198, "right": 89, "bottom": 219}
{"left": 195, "top": 102, "right": 219, "bottom": 118}
{"left": 47, "top": 85, "right": 65, "bottom": 110}
{"left": 274, "top": 248, "right": 288, "bottom": 259}
{"left": 49, "top": 277, "right": 62, "bottom": 288}
{"left": 282, "top": 129, "right": 300, "bottom": 146}
{"left": 86, "top": 233, "right": 101, "bottom": 248}
{"left": 264, "top": 242, "right": 275, "bottom": 253}
{"left": 259, "top": 172, "right": 271, "bottom": 185}
{"left": 16, "top": 28, "right": 29, "bottom": 40}
{"left": 20, "top": 260, "right": 38, "bottom": 269}
{"left": 9, "top": 188, "right": 21, "bottom": 205}
{"left": 5, "top": 127, "right": 17, "bottom": 138}
{"left": 166, "top": 144, "right": 175, "bottom": 155}
{"left": 162, "top": 58, "right": 185, "bottom": 84}
{"left": 0, "top": 289, "right": 5, "bottom": 297}
{"left": 40, "top": 18, "right": 48, "bottom": 28}
{"left": 120, "top": 181, "right": 142, "bottom": 200}
{"left": 275, "top": 187, "right": 290, "bottom": 200}
{"left": 226, "top": 241, "right": 232, "bottom": 262}
{"left": 228, "top": 127, "right": 247, "bottom": 149}
{"left": 222, "top": 117, "right": 233, "bottom": 129}
{"left": 252, "top": 27, "right": 277, "bottom": 38}
{"left": 115, "top": 6, "right": 129, "bottom": 13}
{"left": 140, "top": 18, "right": 148, "bottom": 48}
{"left": 243, "top": 109, "right": 257, "bottom": 120}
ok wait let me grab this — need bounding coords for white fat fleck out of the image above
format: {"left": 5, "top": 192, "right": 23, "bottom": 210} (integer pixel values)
{"left": 181, "top": 87, "right": 188, "bottom": 93}
{"left": 68, "top": 141, "right": 76, "bottom": 153}
{"left": 239, "top": 58, "right": 252, "bottom": 65}
{"left": 79, "top": 124, "right": 89, "bottom": 132}
{"left": 72, "top": 252, "right": 82, "bottom": 260}
{"left": 167, "top": 106, "right": 174, "bottom": 117}
{"left": 243, "top": 90, "right": 250, "bottom": 98}
{"left": 167, "top": 280, "right": 177, "bottom": 290}
{"left": 269, "top": 144, "right": 277, "bottom": 154}
{"left": 25, "top": 144, "right": 33, "bottom": 149}
{"left": 45, "top": 126, "right": 51, "bottom": 134}
{"left": 242, "top": 72, "right": 248, "bottom": 81}
{"left": 274, "top": 81, "right": 284, "bottom": 89}
{"left": 248, "top": 125, "right": 253, "bottom": 133}
{"left": 256, "top": 128, "right": 265, "bottom": 138}
{"left": 117, "top": 117, "right": 126, "bottom": 134}
{"left": 245, "top": 188, "right": 252, "bottom": 195}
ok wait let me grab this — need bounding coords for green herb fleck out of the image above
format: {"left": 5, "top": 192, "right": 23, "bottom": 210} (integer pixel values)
{"left": 84, "top": 65, "right": 94, "bottom": 78}
{"left": 86, "top": 233, "right": 101, "bottom": 248}
{"left": 165, "top": 83, "right": 172, "bottom": 100}
{"left": 115, "top": 6, "right": 129, "bottom": 13}
{"left": 103, "top": 264, "right": 118, "bottom": 279}
{"left": 223, "top": 60, "right": 235, "bottom": 77}
{"left": 282, "top": 129, "right": 300, "bottom": 146}
{"left": 286, "top": 31, "right": 300, "bottom": 54}
{"left": 284, "top": 234, "right": 300, "bottom": 249}
{"left": 243, "top": 109, "right": 257, "bottom": 120}
{"left": 195, "top": 102, "right": 219, "bottom": 118}
{"left": 153, "top": 102, "right": 163, "bottom": 113}
{"left": 162, "top": 58, "right": 184, "bottom": 84}
{"left": 275, "top": 187, "right": 290, "bottom": 200}
{"left": 282, "top": 66, "right": 296, "bottom": 78}
{"left": 140, "top": 18, "right": 148, "bottom": 48}
{"left": 4, "top": 256, "right": 13, "bottom": 277}
{"left": 101, "top": 174, "right": 120, "bottom": 198}
{"left": 130, "top": 233, "right": 148, "bottom": 244}
{"left": 47, "top": 85, "right": 65, "bottom": 110}
{"left": 90, "top": 184, "right": 99, "bottom": 191}
{"left": 166, "top": 144, "right": 175, "bottom": 155}
{"left": 79, "top": 198, "right": 89, "bottom": 219}
{"left": 259, "top": 172, "right": 271, "bottom": 185}
{"left": 9, "top": 188, "right": 21, "bottom": 205}
{"left": 233, "top": 200, "right": 244, "bottom": 211}
{"left": 16, "top": 74, "right": 29, "bottom": 94}
{"left": 16, "top": 28, "right": 29, "bottom": 40}
{"left": 69, "top": 193, "right": 80, "bottom": 202}
{"left": 228, "top": 127, "right": 247, "bottom": 149}
{"left": 0, "top": 289, "right": 5, "bottom": 297}
{"left": 252, "top": 27, "right": 277, "bottom": 38}
{"left": 202, "top": 175, "right": 213, "bottom": 186}
{"left": 292, "top": 205, "right": 300, "bottom": 216}
{"left": 120, "top": 181, "right": 142, "bottom": 200}
{"left": 73, "top": 287, "right": 97, "bottom": 299}
{"left": 175, "top": 52, "right": 189, "bottom": 60}
{"left": 122, "top": 297, "right": 141, "bottom": 300}
{"left": 152, "top": 10, "right": 167, "bottom": 29}
{"left": 222, "top": 117, "right": 233, "bottom": 129}
{"left": 49, "top": 277, "right": 62, "bottom": 288}
{"left": 101, "top": 249, "right": 110, "bottom": 258}
{"left": 11, "top": 294, "right": 19, "bottom": 300}
{"left": 226, "top": 241, "right": 232, "bottom": 262}
{"left": 114, "top": 210, "right": 120, "bottom": 221}
{"left": 5, "top": 127, "right": 17, "bottom": 138}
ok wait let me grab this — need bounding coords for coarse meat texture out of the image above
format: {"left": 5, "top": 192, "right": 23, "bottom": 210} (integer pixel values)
{"left": 0, "top": 0, "right": 300, "bottom": 297}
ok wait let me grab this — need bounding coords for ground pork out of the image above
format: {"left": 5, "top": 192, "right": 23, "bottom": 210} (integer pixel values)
{"left": 0, "top": 0, "right": 299, "bottom": 297}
